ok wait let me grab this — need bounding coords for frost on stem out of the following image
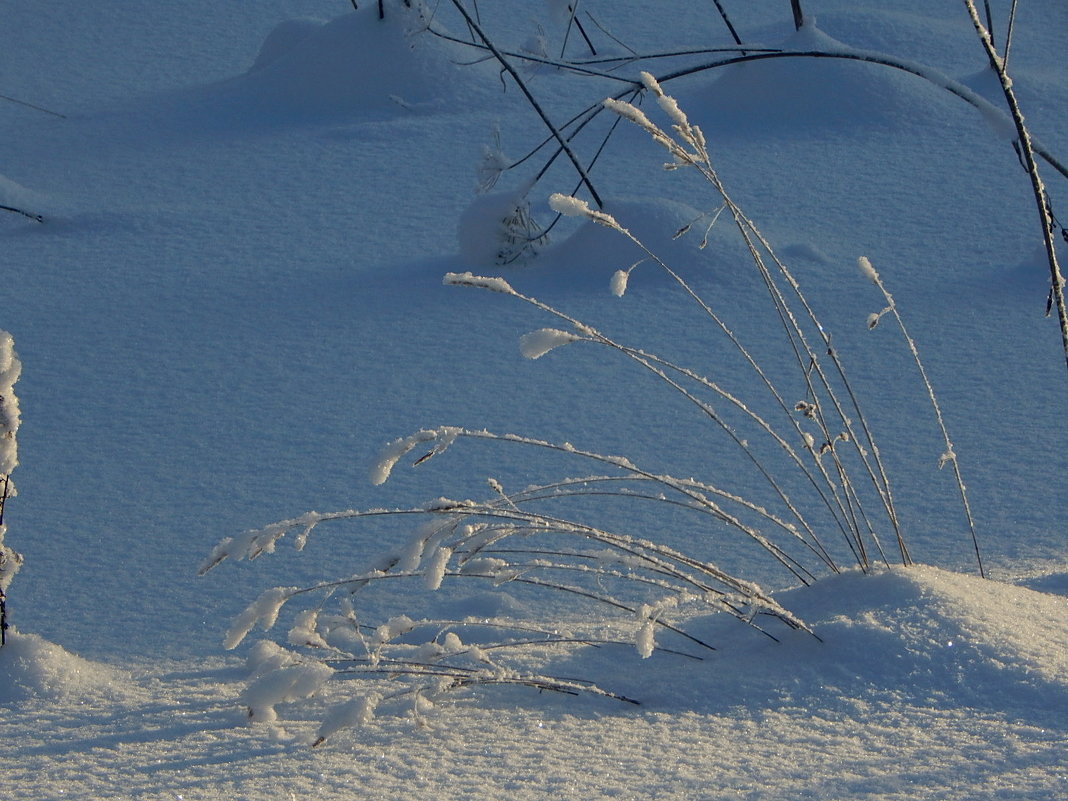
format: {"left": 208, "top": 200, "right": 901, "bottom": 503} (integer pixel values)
{"left": 288, "top": 609, "right": 329, "bottom": 649}
{"left": 639, "top": 71, "right": 705, "bottom": 153}
{"left": 548, "top": 192, "right": 593, "bottom": 218}
{"left": 198, "top": 512, "right": 324, "bottom": 573}
{"left": 0, "top": 331, "right": 20, "bottom": 480}
{"left": 602, "top": 97, "right": 658, "bottom": 135}
{"left": 242, "top": 639, "right": 336, "bottom": 724}
{"left": 635, "top": 619, "right": 656, "bottom": 659}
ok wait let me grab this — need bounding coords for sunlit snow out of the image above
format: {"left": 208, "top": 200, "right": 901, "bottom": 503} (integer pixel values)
{"left": 2, "top": 1, "right": 1067, "bottom": 799}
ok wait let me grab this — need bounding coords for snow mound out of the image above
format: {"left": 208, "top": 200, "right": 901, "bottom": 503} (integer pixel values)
{"left": 457, "top": 187, "right": 549, "bottom": 268}
{"left": 546, "top": 566, "right": 1068, "bottom": 724}
{"left": 227, "top": 5, "right": 473, "bottom": 118}
{"left": 779, "top": 566, "right": 1068, "bottom": 709}
{"left": 0, "top": 630, "right": 130, "bottom": 704}
{"left": 1020, "top": 570, "right": 1068, "bottom": 597}
{"left": 691, "top": 21, "right": 944, "bottom": 134}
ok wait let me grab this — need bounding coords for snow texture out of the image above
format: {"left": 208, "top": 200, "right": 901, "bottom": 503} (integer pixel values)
{"left": 2, "top": 1, "right": 1068, "bottom": 798}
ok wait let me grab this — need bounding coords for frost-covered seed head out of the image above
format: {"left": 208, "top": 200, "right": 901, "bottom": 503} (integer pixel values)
{"left": 639, "top": 71, "right": 663, "bottom": 97}
{"left": 602, "top": 97, "right": 657, "bottom": 134}
{"left": 858, "top": 256, "right": 880, "bottom": 284}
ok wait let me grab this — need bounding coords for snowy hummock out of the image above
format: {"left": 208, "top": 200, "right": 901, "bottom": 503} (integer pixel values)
{"left": 0, "top": 629, "right": 130, "bottom": 704}
{"left": 2, "top": 568, "right": 1067, "bottom": 798}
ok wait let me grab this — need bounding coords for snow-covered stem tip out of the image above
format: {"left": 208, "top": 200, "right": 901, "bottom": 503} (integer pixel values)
{"left": 548, "top": 193, "right": 623, "bottom": 230}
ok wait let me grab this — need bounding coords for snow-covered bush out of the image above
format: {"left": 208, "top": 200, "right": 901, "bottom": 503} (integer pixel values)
{"left": 0, "top": 331, "right": 23, "bottom": 647}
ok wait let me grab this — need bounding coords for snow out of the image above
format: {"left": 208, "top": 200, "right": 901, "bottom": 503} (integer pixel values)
{"left": 519, "top": 327, "right": 583, "bottom": 360}
{"left": 224, "top": 586, "right": 298, "bottom": 651}
{"left": 2, "top": 0, "right": 1068, "bottom": 798}
{"left": 422, "top": 545, "right": 451, "bottom": 591}
{"left": 0, "top": 330, "right": 20, "bottom": 478}
{"left": 0, "top": 629, "right": 129, "bottom": 704}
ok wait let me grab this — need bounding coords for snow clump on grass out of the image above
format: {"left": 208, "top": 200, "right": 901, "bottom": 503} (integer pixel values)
{"left": 1, "top": 331, "right": 22, "bottom": 640}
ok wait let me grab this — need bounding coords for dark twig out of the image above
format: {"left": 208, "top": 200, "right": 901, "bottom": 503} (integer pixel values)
{"left": 445, "top": 0, "right": 603, "bottom": 207}
{"left": 560, "top": 2, "right": 597, "bottom": 58}
{"left": 651, "top": 49, "right": 1068, "bottom": 182}
{"left": 0, "top": 477, "right": 9, "bottom": 647}
{"left": 962, "top": 0, "right": 1068, "bottom": 377}
{"left": 0, "top": 92, "right": 66, "bottom": 119}
{"left": 1, "top": 204, "right": 44, "bottom": 223}
{"left": 710, "top": 0, "right": 744, "bottom": 47}
{"left": 1003, "top": 0, "right": 1019, "bottom": 68}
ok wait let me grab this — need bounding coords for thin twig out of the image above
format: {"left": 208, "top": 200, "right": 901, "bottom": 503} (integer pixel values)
{"left": 962, "top": 0, "right": 1068, "bottom": 377}
{"left": 446, "top": 0, "right": 603, "bottom": 207}
{"left": 0, "top": 92, "right": 66, "bottom": 119}
{"left": 710, "top": 0, "right": 744, "bottom": 47}
{"left": 652, "top": 50, "right": 1068, "bottom": 182}
{"left": 1003, "top": 0, "right": 1019, "bottom": 69}
{"left": 0, "top": 204, "right": 44, "bottom": 223}
{"left": 864, "top": 260, "right": 984, "bottom": 577}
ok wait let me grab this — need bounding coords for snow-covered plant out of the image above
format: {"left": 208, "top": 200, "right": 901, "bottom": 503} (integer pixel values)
{"left": 0, "top": 331, "right": 23, "bottom": 647}
{"left": 202, "top": 80, "right": 989, "bottom": 745}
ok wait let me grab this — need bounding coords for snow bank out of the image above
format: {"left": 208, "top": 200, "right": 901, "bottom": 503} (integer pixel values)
{"left": 542, "top": 565, "right": 1068, "bottom": 726}
{"left": 0, "top": 630, "right": 129, "bottom": 704}
{"left": 692, "top": 22, "right": 943, "bottom": 134}
{"left": 226, "top": 4, "right": 476, "bottom": 118}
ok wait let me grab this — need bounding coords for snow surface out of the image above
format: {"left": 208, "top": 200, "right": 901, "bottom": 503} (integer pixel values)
{"left": 2, "top": 0, "right": 1067, "bottom": 798}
